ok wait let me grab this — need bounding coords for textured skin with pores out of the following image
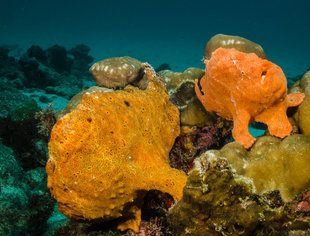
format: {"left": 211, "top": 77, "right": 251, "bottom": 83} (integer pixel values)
{"left": 195, "top": 48, "right": 304, "bottom": 148}
{"left": 46, "top": 64, "right": 187, "bottom": 231}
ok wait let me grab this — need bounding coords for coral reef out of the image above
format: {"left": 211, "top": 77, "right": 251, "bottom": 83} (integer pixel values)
{"left": 169, "top": 125, "right": 231, "bottom": 174}
{"left": 291, "top": 70, "right": 310, "bottom": 135}
{"left": 0, "top": 90, "right": 50, "bottom": 169}
{"left": 27, "top": 45, "right": 48, "bottom": 64}
{"left": 159, "top": 68, "right": 217, "bottom": 127}
{"left": 167, "top": 152, "right": 310, "bottom": 235}
{"left": 218, "top": 135, "right": 310, "bottom": 201}
{"left": 205, "top": 34, "right": 267, "bottom": 59}
{"left": 0, "top": 43, "right": 96, "bottom": 235}
{"left": 293, "top": 189, "right": 310, "bottom": 221}
{"left": 68, "top": 44, "right": 94, "bottom": 76}
{"left": 1, "top": 39, "right": 309, "bottom": 235}
{"left": 89, "top": 56, "right": 147, "bottom": 89}
{"left": 46, "top": 63, "right": 187, "bottom": 231}
{"left": 0, "top": 44, "right": 93, "bottom": 99}
{"left": 18, "top": 53, "right": 62, "bottom": 88}
{"left": 159, "top": 67, "right": 204, "bottom": 110}
{"left": 0, "top": 143, "right": 55, "bottom": 235}
{"left": 195, "top": 47, "right": 304, "bottom": 148}
{"left": 46, "top": 45, "right": 73, "bottom": 73}
{"left": 0, "top": 46, "right": 26, "bottom": 89}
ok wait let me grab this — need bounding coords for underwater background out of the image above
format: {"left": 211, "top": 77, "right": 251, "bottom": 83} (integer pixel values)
{"left": 1, "top": 0, "right": 310, "bottom": 77}
{"left": 1, "top": 0, "right": 310, "bottom": 235}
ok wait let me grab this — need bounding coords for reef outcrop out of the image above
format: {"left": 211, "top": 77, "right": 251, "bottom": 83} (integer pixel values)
{"left": 217, "top": 135, "right": 310, "bottom": 201}
{"left": 159, "top": 68, "right": 217, "bottom": 127}
{"left": 168, "top": 150, "right": 310, "bottom": 235}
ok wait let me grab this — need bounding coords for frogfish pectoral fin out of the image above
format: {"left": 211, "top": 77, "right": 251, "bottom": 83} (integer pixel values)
{"left": 287, "top": 92, "right": 305, "bottom": 107}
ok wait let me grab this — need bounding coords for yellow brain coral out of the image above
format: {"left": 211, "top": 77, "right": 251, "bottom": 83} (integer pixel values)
{"left": 46, "top": 63, "right": 187, "bottom": 231}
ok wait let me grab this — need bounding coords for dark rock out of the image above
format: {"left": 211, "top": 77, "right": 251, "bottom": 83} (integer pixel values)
{"left": 0, "top": 91, "right": 48, "bottom": 170}
{"left": 68, "top": 44, "right": 93, "bottom": 64}
{"left": 0, "top": 77, "right": 25, "bottom": 91}
{"left": 0, "top": 46, "right": 21, "bottom": 83}
{"left": 0, "top": 143, "right": 55, "bottom": 235}
{"left": 0, "top": 46, "right": 10, "bottom": 62}
{"left": 156, "top": 63, "right": 171, "bottom": 72}
{"left": 46, "top": 45, "right": 73, "bottom": 73}
{"left": 68, "top": 44, "right": 94, "bottom": 77}
{"left": 27, "top": 45, "right": 47, "bottom": 64}
{"left": 39, "top": 95, "right": 51, "bottom": 103}
{"left": 18, "top": 54, "right": 62, "bottom": 88}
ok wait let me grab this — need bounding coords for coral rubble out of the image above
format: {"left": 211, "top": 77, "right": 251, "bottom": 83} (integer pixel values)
{"left": 46, "top": 63, "right": 187, "bottom": 231}
{"left": 195, "top": 47, "right": 304, "bottom": 148}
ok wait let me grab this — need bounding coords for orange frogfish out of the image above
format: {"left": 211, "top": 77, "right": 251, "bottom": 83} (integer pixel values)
{"left": 46, "top": 63, "right": 187, "bottom": 232}
{"left": 195, "top": 48, "right": 304, "bottom": 148}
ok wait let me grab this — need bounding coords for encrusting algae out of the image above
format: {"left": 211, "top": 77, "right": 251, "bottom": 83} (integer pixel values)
{"left": 46, "top": 63, "right": 187, "bottom": 232}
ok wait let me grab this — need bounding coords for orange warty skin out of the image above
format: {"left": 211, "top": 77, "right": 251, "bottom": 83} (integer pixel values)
{"left": 46, "top": 64, "right": 187, "bottom": 232}
{"left": 195, "top": 48, "right": 304, "bottom": 149}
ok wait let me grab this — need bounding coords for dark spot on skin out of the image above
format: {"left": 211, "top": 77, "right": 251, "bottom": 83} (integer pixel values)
{"left": 124, "top": 101, "right": 130, "bottom": 106}
{"left": 261, "top": 70, "right": 267, "bottom": 76}
{"left": 87, "top": 118, "right": 92, "bottom": 123}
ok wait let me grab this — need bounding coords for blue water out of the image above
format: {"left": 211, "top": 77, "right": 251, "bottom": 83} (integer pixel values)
{"left": 1, "top": 0, "right": 309, "bottom": 77}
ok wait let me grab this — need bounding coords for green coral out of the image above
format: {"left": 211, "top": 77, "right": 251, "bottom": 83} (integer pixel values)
{"left": 220, "top": 135, "right": 310, "bottom": 202}
{"left": 290, "top": 70, "right": 310, "bottom": 135}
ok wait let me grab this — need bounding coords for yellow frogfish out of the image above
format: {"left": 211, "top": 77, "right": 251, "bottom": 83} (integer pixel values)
{"left": 195, "top": 48, "right": 304, "bottom": 148}
{"left": 46, "top": 63, "right": 187, "bottom": 231}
